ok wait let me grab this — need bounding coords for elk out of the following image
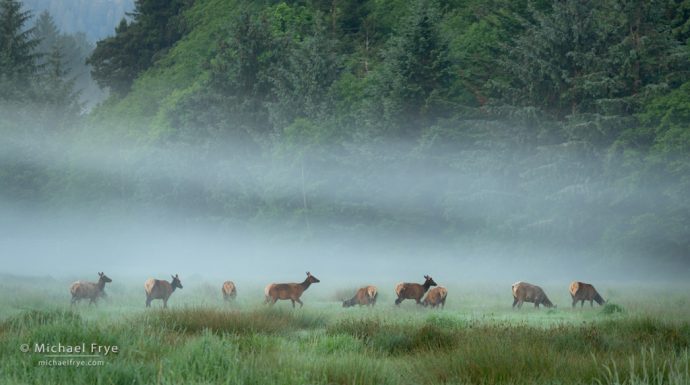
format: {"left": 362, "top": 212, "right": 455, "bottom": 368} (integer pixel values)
{"left": 342, "top": 285, "right": 378, "bottom": 307}
{"left": 70, "top": 272, "right": 112, "bottom": 306}
{"left": 422, "top": 286, "right": 448, "bottom": 308}
{"left": 222, "top": 281, "right": 237, "bottom": 302}
{"left": 569, "top": 281, "right": 605, "bottom": 307}
{"left": 395, "top": 275, "right": 437, "bottom": 305}
{"left": 512, "top": 281, "right": 555, "bottom": 309}
{"left": 264, "top": 272, "right": 320, "bottom": 308}
{"left": 145, "top": 274, "right": 183, "bottom": 308}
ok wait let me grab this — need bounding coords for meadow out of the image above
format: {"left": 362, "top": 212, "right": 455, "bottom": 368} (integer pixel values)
{"left": 0, "top": 276, "right": 689, "bottom": 385}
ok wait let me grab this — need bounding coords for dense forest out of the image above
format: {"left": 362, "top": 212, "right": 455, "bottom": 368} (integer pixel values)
{"left": 1, "top": 0, "right": 689, "bottom": 276}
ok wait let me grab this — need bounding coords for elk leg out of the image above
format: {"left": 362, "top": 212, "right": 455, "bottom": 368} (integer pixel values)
{"left": 517, "top": 300, "right": 523, "bottom": 309}
{"left": 163, "top": 299, "right": 168, "bottom": 309}
{"left": 296, "top": 298, "right": 304, "bottom": 308}
{"left": 512, "top": 297, "right": 518, "bottom": 308}
{"left": 395, "top": 297, "right": 403, "bottom": 305}
{"left": 290, "top": 299, "right": 296, "bottom": 308}
{"left": 146, "top": 296, "right": 151, "bottom": 308}
{"left": 572, "top": 298, "right": 577, "bottom": 308}
{"left": 580, "top": 299, "right": 585, "bottom": 307}
{"left": 590, "top": 300, "right": 594, "bottom": 307}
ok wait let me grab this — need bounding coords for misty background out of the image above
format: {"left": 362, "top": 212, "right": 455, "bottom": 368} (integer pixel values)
{"left": 1, "top": 0, "right": 689, "bottom": 287}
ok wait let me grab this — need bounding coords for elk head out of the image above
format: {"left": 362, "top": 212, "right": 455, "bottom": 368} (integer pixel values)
{"left": 306, "top": 271, "right": 320, "bottom": 283}
{"left": 171, "top": 274, "right": 183, "bottom": 289}
{"left": 98, "top": 272, "right": 112, "bottom": 283}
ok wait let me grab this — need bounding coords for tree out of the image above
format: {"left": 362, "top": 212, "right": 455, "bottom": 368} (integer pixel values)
{"left": 87, "top": 0, "right": 190, "bottom": 96}
{"left": 373, "top": 0, "right": 454, "bottom": 137}
{"left": 0, "top": 0, "right": 40, "bottom": 100}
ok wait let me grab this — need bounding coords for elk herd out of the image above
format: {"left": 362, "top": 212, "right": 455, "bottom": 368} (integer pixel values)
{"left": 69, "top": 272, "right": 607, "bottom": 310}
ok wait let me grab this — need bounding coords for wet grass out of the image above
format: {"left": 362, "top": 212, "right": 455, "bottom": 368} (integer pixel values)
{"left": 0, "top": 281, "right": 689, "bottom": 384}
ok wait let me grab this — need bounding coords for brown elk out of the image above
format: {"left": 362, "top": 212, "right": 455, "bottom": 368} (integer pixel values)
{"left": 222, "top": 281, "right": 237, "bottom": 302}
{"left": 512, "top": 281, "right": 554, "bottom": 309}
{"left": 422, "top": 286, "right": 448, "bottom": 308}
{"left": 70, "top": 272, "right": 112, "bottom": 306}
{"left": 145, "top": 274, "right": 183, "bottom": 308}
{"left": 569, "top": 281, "right": 605, "bottom": 307}
{"left": 342, "top": 285, "right": 378, "bottom": 307}
{"left": 264, "top": 272, "right": 320, "bottom": 308}
{"left": 395, "top": 275, "right": 437, "bottom": 305}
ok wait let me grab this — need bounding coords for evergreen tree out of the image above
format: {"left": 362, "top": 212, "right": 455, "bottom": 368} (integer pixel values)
{"left": 87, "top": 0, "right": 190, "bottom": 96}
{"left": 33, "top": 10, "right": 58, "bottom": 68}
{"left": 0, "top": 0, "right": 40, "bottom": 100}
{"left": 374, "top": 0, "right": 453, "bottom": 137}
{"left": 39, "top": 42, "right": 81, "bottom": 121}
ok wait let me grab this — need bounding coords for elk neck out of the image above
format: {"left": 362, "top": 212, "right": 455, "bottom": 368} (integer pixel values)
{"left": 300, "top": 278, "right": 312, "bottom": 290}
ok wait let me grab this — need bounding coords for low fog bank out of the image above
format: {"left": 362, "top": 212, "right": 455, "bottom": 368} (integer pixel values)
{"left": 0, "top": 201, "right": 683, "bottom": 285}
{"left": 1, "top": 126, "right": 688, "bottom": 284}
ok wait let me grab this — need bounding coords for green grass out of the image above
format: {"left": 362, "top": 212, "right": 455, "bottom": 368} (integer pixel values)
{"left": 0, "top": 279, "right": 689, "bottom": 384}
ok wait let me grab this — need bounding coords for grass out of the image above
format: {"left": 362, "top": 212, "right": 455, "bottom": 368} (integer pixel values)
{"left": 0, "top": 278, "right": 689, "bottom": 384}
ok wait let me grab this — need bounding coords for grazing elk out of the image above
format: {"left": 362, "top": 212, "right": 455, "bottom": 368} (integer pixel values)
{"left": 70, "top": 272, "right": 112, "bottom": 306}
{"left": 512, "top": 281, "right": 555, "bottom": 309}
{"left": 342, "top": 285, "right": 378, "bottom": 307}
{"left": 264, "top": 272, "right": 320, "bottom": 308}
{"left": 145, "top": 274, "right": 183, "bottom": 308}
{"left": 222, "top": 281, "right": 237, "bottom": 302}
{"left": 395, "top": 275, "right": 437, "bottom": 305}
{"left": 422, "top": 286, "right": 448, "bottom": 308}
{"left": 569, "top": 281, "right": 605, "bottom": 308}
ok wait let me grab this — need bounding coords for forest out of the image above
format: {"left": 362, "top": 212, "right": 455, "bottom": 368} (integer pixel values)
{"left": 1, "top": 0, "right": 689, "bottom": 277}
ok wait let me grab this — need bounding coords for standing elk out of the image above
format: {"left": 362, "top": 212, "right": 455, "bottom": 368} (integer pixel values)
{"left": 222, "top": 281, "right": 237, "bottom": 302}
{"left": 512, "top": 281, "right": 555, "bottom": 309}
{"left": 70, "top": 272, "right": 112, "bottom": 306}
{"left": 342, "top": 285, "right": 378, "bottom": 307}
{"left": 395, "top": 275, "right": 437, "bottom": 305}
{"left": 145, "top": 274, "right": 183, "bottom": 308}
{"left": 422, "top": 286, "right": 448, "bottom": 308}
{"left": 569, "top": 281, "right": 605, "bottom": 307}
{"left": 264, "top": 272, "right": 320, "bottom": 308}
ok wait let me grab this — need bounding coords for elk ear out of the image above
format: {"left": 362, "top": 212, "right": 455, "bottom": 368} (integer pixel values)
{"left": 424, "top": 275, "right": 429, "bottom": 279}
{"left": 171, "top": 275, "right": 176, "bottom": 280}
{"left": 306, "top": 271, "right": 311, "bottom": 276}
{"left": 99, "top": 272, "right": 103, "bottom": 276}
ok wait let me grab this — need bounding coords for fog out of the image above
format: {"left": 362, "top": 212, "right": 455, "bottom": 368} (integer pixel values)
{"left": 2, "top": 122, "right": 686, "bottom": 288}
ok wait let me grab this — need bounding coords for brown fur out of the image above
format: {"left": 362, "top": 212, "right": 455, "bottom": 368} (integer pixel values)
{"left": 265, "top": 272, "right": 320, "bottom": 308}
{"left": 70, "top": 272, "right": 112, "bottom": 306}
{"left": 512, "top": 281, "right": 554, "bottom": 309}
{"left": 569, "top": 281, "right": 605, "bottom": 307}
{"left": 422, "top": 286, "right": 448, "bottom": 308}
{"left": 343, "top": 285, "right": 378, "bottom": 307}
{"left": 145, "top": 274, "right": 183, "bottom": 308}
{"left": 395, "top": 275, "right": 437, "bottom": 305}
{"left": 222, "top": 281, "right": 237, "bottom": 301}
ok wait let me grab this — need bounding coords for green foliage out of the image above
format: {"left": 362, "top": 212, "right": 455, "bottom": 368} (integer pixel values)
{"left": 602, "top": 303, "right": 625, "bottom": 315}
{"left": 87, "top": 0, "right": 191, "bottom": 96}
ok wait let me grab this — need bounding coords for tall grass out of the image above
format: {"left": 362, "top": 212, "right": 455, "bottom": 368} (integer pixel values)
{"left": 1, "top": 281, "right": 689, "bottom": 384}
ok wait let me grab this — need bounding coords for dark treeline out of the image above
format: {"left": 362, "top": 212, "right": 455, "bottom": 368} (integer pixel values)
{"left": 1, "top": 0, "right": 689, "bottom": 275}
